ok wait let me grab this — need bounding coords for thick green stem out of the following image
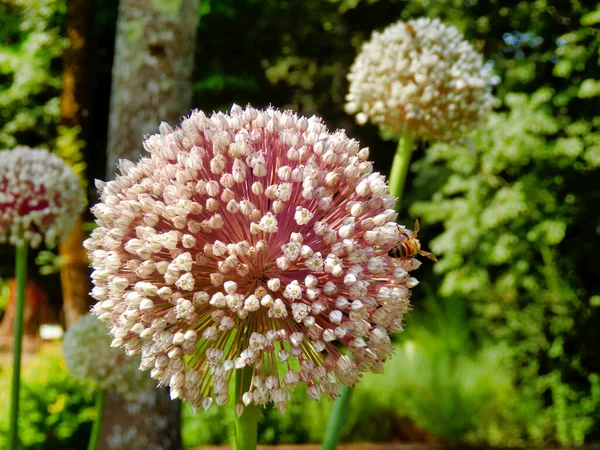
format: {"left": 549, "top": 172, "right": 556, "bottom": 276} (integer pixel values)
{"left": 8, "top": 243, "right": 28, "bottom": 450}
{"left": 87, "top": 389, "right": 106, "bottom": 450}
{"left": 388, "top": 133, "right": 416, "bottom": 213}
{"left": 322, "top": 385, "right": 353, "bottom": 450}
{"left": 233, "top": 366, "right": 258, "bottom": 450}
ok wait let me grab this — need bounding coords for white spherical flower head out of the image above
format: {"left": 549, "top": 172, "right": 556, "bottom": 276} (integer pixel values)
{"left": 62, "top": 314, "right": 153, "bottom": 400}
{"left": 0, "top": 146, "right": 86, "bottom": 248}
{"left": 345, "top": 18, "right": 496, "bottom": 141}
{"left": 87, "top": 105, "right": 421, "bottom": 413}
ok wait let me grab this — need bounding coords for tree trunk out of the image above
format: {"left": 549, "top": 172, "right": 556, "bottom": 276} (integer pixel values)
{"left": 59, "top": 0, "right": 95, "bottom": 327}
{"left": 101, "top": 1, "right": 200, "bottom": 449}
{"left": 105, "top": 0, "right": 201, "bottom": 174}
{"left": 59, "top": 219, "right": 91, "bottom": 327}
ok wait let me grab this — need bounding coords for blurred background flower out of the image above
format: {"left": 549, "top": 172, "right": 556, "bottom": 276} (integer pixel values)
{"left": 62, "top": 313, "right": 153, "bottom": 400}
{"left": 0, "top": 146, "right": 85, "bottom": 249}
{"left": 345, "top": 18, "right": 496, "bottom": 141}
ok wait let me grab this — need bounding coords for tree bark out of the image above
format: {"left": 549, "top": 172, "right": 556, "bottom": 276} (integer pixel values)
{"left": 59, "top": 0, "right": 95, "bottom": 327}
{"left": 101, "top": 1, "right": 200, "bottom": 449}
{"left": 59, "top": 218, "right": 91, "bottom": 326}
{"left": 105, "top": 0, "right": 200, "bottom": 174}
{"left": 60, "top": 0, "right": 94, "bottom": 129}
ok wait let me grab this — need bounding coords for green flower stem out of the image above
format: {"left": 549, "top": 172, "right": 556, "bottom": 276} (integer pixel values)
{"left": 8, "top": 243, "right": 28, "bottom": 450}
{"left": 322, "top": 385, "right": 352, "bottom": 450}
{"left": 87, "top": 388, "right": 106, "bottom": 450}
{"left": 233, "top": 366, "right": 258, "bottom": 450}
{"left": 388, "top": 133, "right": 416, "bottom": 213}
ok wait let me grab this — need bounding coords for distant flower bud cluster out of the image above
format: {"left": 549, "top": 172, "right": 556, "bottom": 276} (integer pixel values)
{"left": 62, "top": 314, "right": 153, "bottom": 399}
{"left": 86, "top": 105, "right": 421, "bottom": 413}
{"left": 0, "top": 146, "right": 85, "bottom": 248}
{"left": 345, "top": 18, "right": 496, "bottom": 141}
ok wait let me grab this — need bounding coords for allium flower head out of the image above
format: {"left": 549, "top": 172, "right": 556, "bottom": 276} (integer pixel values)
{"left": 0, "top": 146, "right": 85, "bottom": 248}
{"left": 86, "top": 105, "right": 421, "bottom": 413}
{"left": 62, "top": 313, "right": 153, "bottom": 399}
{"left": 345, "top": 18, "right": 496, "bottom": 141}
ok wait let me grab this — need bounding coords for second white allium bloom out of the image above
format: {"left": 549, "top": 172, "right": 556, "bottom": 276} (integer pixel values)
{"left": 0, "top": 146, "right": 85, "bottom": 248}
{"left": 345, "top": 18, "right": 496, "bottom": 141}
{"left": 62, "top": 314, "right": 153, "bottom": 400}
{"left": 87, "top": 105, "right": 422, "bottom": 413}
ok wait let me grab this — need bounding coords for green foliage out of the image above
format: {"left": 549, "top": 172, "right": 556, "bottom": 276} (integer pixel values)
{"left": 35, "top": 250, "right": 64, "bottom": 275}
{"left": 55, "top": 125, "right": 87, "bottom": 185}
{"left": 0, "top": 278, "right": 9, "bottom": 314}
{"left": 410, "top": 72, "right": 600, "bottom": 447}
{"left": 182, "top": 399, "right": 233, "bottom": 447}
{"left": 0, "top": 344, "right": 94, "bottom": 450}
{"left": 393, "top": 3, "right": 600, "bottom": 445}
{"left": 0, "top": 0, "right": 67, "bottom": 148}
{"left": 0, "top": 0, "right": 85, "bottom": 180}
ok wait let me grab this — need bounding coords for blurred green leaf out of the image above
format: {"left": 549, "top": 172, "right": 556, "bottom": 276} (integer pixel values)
{"left": 578, "top": 78, "right": 600, "bottom": 98}
{"left": 581, "top": 8, "right": 600, "bottom": 26}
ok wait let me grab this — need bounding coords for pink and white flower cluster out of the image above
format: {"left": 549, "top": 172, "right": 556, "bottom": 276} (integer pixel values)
{"left": 0, "top": 146, "right": 85, "bottom": 248}
{"left": 86, "top": 105, "right": 421, "bottom": 413}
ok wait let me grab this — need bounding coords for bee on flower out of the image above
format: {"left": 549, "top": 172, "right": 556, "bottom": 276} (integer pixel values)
{"left": 388, "top": 220, "right": 437, "bottom": 262}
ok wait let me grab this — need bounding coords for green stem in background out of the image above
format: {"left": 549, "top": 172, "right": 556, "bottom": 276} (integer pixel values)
{"left": 322, "top": 385, "right": 352, "bottom": 450}
{"left": 87, "top": 388, "right": 106, "bottom": 450}
{"left": 8, "top": 243, "right": 28, "bottom": 450}
{"left": 233, "top": 366, "right": 258, "bottom": 450}
{"left": 388, "top": 133, "right": 416, "bottom": 213}
{"left": 322, "top": 133, "right": 416, "bottom": 450}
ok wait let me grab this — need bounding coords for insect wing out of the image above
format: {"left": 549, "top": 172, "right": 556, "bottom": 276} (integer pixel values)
{"left": 418, "top": 250, "right": 438, "bottom": 262}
